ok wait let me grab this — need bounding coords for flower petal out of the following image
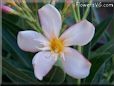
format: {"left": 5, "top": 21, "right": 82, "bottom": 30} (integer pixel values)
{"left": 38, "top": 4, "right": 62, "bottom": 39}
{"left": 17, "top": 30, "right": 48, "bottom": 52}
{"left": 63, "top": 47, "right": 91, "bottom": 79}
{"left": 32, "top": 51, "right": 57, "bottom": 80}
{"left": 60, "top": 20, "right": 95, "bottom": 46}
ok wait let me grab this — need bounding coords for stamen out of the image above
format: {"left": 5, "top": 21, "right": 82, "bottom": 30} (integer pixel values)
{"left": 36, "top": 47, "right": 50, "bottom": 51}
{"left": 61, "top": 53, "right": 65, "bottom": 61}
{"left": 50, "top": 51, "right": 58, "bottom": 61}
{"left": 50, "top": 38, "right": 64, "bottom": 54}
{"left": 34, "top": 39, "right": 49, "bottom": 45}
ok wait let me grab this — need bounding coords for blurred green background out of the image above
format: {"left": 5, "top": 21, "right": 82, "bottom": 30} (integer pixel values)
{"left": 2, "top": 1, "right": 114, "bottom": 85}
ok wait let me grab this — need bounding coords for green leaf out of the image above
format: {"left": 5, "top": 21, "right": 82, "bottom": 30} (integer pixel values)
{"left": 104, "top": 31, "right": 111, "bottom": 41}
{"left": 85, "top": 53, "right": 112, "bottom": 84}
{"left": 83, "top": 9, "right": 93, "bottom": 59}
{"left": 91, "top": 15, "right": 113, "bottom": 47}
{"left": 5, "top": 71, "right": 27, "bottom": 83}
{"left": 55, "top": 2, "right": 64, "bottom": 11}
{"left": 2, "top": 13, "right": 19, "bottom": 23}
{"left": 2, "top": 28, "right": 31, "bottom": 68}
{"left": 64, "top": 16, "right": 75, "bottom": 26}
{"left": 83, "top": 43, "right": 91, "bottom": 59}
{"left": 92, "top": 40, "right": 114, "bottom": 56}
{"left": 4, "top": 59, "right": 39, "bottom": 84}
{"left": 44, "top": 66, "right": 65, "bottom": 84}
{"left": 65, "top": 75, "right": 77, "bottom": 84}
{"left": 2, "top": 58, "right": 39, "bottom": 83}
{"left": 90, "top": 40, "right": 114, "bottom": 62}
{"left": 2, "top": 17, "right": 24, "bottom": 35}
{"left": 111, "top": 18, "right": 114, "bottom": 39}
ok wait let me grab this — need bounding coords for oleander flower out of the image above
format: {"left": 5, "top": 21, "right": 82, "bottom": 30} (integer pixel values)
{"left": 17, "top": 4, "right": 95, "bottom": 80}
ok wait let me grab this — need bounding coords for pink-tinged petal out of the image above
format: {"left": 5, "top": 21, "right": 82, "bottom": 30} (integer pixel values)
{"left": 38, "top": 4, "right": 62, "bottom": 39}
{"left": 60, "top": 20, "right": 95, "bottom": 46}
{"left": 63, "top": 47, "right": 91, "bottom": 79}
{"left": 17, "top": 30, "right": 48, "bottom": 52}
{"left": 32, "top": 51, "right": 57, "bottom": 80}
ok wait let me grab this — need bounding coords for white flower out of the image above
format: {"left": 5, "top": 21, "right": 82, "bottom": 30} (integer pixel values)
{"left": 17, "top": 4, "right": 95, "bottom": 80}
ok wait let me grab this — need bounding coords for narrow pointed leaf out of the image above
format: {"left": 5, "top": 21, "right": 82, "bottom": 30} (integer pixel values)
{"left": 2, "top": 28, "right": 31, "bottom": 68}
{"left": 2, "top": 58, "right": 38, "bottom": 83}
{"left": 91, "top": 15, "right": 113, "bottom": 47}
{"left": 85, "top": 53, "right": 112, "bottom": 83}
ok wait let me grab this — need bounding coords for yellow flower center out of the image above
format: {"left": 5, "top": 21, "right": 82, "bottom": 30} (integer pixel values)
{"left": 50, "top": 38, "right": 64, "bottom": 54}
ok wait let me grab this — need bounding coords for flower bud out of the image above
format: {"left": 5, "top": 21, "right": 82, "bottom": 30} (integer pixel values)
{"left": 6, "top": 0, "right": 17, "bottom": 6}
{"left": 51, "top": 0, "right": 58, "bottom": 6}
{"left": 0, "top": 5, "right": 18, "bottom": 15}
{"left": 66, "top": 0, "right": 72, "bottom": 6}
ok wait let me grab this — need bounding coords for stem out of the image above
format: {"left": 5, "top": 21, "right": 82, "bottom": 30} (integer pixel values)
{"left": 18, "top": 1, "right": 42, "bottom": 33}
{"left": 112, "top": 55, "right": 114, "bottom": 70}
{"left": 82, "top": 0, "right": 92, "bottom": 19}
{"left": 72, "top": 0, "right": 82, "bottom": 84}
{"left": 62, "top": 2, "right": 70, "bottom": 15}
{"left": 77, "top": 46, "right": 82, "bottom": 85}
{"left": 51, "top": 0, "right": 56, "bottom": 6}
{"left": 71, "top": 4, "right": 79, "bottom": 22}
{"left": 26, "top": 20, "right": 42, "bottom": 33}
{"left": 76, "top": 0, "right": 81, "bottom": 20}
{"left": 76, "top": 2, "right": 83, "bottom": 81}
{"left": 72, "top": 0, "right": 92, "bottom": 85}
{"left": 107, "top": 71, "right": 113, "bottom": 81}
{"left": 21, "top": 0, "right": 32, "bottom": 13}
{"left": 61, "top": 2, "right": 71, "bottom": 33}
{"left": 26, "top": 21, "right": 39, "bottom": 31}
{"left": 18, "top": 13, "right": 35, "bottom": 23}
{"left": 77, "top": 79, "right": 81, "bottom": 85}
{"left": 78, "top": 46, "right": 82, "bottom": 53}
{"left": 6, "top": 53, "right": 11, "bottom": 59}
